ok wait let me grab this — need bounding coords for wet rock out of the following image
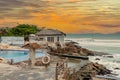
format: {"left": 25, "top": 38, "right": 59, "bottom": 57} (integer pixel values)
{"left": 93, "top": 51, "right": 109, "bottom": 56}
{"left": 114, "top": 67, "right": 120, "bottom": 70}
{"left": 77, "top": 62, "right": 111, "bottom": 80}
{"left": 103, "top": 55, "right": 114, "bottom": 58}
{"left": 116, "top": 61, "right": 120, "bottom": 63}
{"left": 95, "top": 58, "right": 100, "bottom": 60}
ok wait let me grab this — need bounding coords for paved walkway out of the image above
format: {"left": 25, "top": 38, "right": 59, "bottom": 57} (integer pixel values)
{"left": 0, "top": 63, "right": 55, "bottom": 80}
{"left": 0, "top": 69, "right": 55, "bottom": 80}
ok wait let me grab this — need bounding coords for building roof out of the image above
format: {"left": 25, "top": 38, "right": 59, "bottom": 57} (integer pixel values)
{"left": 35, "top": 29, "right": 66, "bottom": 36}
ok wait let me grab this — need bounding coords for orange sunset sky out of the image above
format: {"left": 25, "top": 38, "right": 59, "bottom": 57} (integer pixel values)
{"left": 0, "top": 0, "right": 120, "bottom": 34}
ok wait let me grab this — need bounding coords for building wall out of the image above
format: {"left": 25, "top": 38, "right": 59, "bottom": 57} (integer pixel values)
{"left": 59, "top": 35, "right": 64, "bottom": 42}
{"left": 0, "top": 36, "right": 24, "bottom": 46}
{"left": 29, "top": 35, "right": 65, "bottom": 43}
{"left": 29, "top": 36, "right": 46, "bottom": 42}
{"left": 53, "top": 35, "right": 64, "bottom": 42}
{"left": 41, "top": 35, "right": 64, "bottom": 43}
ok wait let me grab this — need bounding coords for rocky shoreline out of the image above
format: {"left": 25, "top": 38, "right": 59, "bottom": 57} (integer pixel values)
{"left": 48, "top": 41, "right": 109, "bottom": 57}
{"left": 0, "top": 43, "right": 25, "bottom": 50}
{"left": 47, "top": 42, "right": 111, "bottom": 80}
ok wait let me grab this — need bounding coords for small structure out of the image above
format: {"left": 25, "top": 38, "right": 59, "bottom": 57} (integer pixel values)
{"left": 0, "top": 36, "right": 24, "bottom": 46}
{"left": 29, "top": 29, "right": 66, "bottom": 43}
{"left": 22, "top": 43, "right": 43, "bottom": 68}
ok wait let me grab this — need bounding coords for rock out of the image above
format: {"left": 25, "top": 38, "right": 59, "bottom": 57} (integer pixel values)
{"left": 114, "top": 67, "right": 120, "bottom": 70}
{"left": 0, "top": 43, "right": 24, "bottom": 50}
{"left": 103, "top": 55, "right": 114, "bottom": 58}
{"left": 35, "top": 61, "right": 43, "bottom": 66}
{"left": 0, "top": 57, "right": 9, "bottom": 63}
{"left": 72, "top": 53, "right": 81, "bottom": 56}
{"left": 48, "top": 42, "right": 94, "bottom": 56}
{"left": 77, "top": 62, "right": 111, "bottom": 80}
{"left": 95, "top": 58, "right": 100, "bottom": 60}
{"left": 93, "top": 51, "right": 109, "bottom": 56}
{"left": 116, "top": 61, "right": 120, "bottom": 63}
{"left": 20, "top": 62, "right": 28, "bottom": 68}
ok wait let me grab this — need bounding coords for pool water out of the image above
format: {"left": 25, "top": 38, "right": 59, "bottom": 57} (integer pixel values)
{"left": 0, "top": 50, "right": 45, "bottom": 63}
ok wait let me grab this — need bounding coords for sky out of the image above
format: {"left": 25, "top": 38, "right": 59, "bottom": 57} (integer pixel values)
{"left": 0, "top": 0, "right": 120, "bottom": 34}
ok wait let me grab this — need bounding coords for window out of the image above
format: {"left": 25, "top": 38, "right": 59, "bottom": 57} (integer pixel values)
{"left": 39, "top": 38, "right": 44, "bottom": 41}
{"left": 47, "top": 37, "right": 54, "bottom": 42}
{"left": 57, "top": 36, "right": 59, "bottom": 41}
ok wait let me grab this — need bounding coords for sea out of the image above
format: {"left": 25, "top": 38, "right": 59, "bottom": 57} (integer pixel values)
{"left": 66, "top": 34, "right": 120, "bottom": 78}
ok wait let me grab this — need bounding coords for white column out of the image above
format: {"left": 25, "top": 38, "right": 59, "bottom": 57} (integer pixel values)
{"left": 29, "top": 48, "right": 35, "bottom": 68}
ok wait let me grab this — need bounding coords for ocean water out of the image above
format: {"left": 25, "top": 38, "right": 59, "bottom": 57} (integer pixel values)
{"left": 66, "top": 34, "right": 120, "bottom": 78}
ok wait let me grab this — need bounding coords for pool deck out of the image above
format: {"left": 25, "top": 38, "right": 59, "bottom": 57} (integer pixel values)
{"left": 0, "top": 62, "right": 55, "bottom": 80}
{"left": 0, "top": 59, "right": 89, "bottom": 80}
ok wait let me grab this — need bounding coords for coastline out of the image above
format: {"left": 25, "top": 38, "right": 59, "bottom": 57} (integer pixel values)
{"left": 0, "top": 42, "right": 118, "bottom": 80}
{"left": 66, "top": 37, "right": 120, "bottom": 79}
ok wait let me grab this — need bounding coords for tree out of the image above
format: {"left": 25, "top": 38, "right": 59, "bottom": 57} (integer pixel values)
{"left": 1, "top": 24, "right": 41, "bottom": 40}
{"left": 10, "top": 24, "right": 41, "bottom": 36}
{"left": 0, "top": 27, "right": 9, "bottom": 36}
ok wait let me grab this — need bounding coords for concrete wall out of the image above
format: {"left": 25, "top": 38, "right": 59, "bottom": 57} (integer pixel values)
{"left": 0, "top": 36, "right": 24, "bottom": 46}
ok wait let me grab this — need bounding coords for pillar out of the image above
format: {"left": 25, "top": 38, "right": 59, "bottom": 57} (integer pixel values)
{"left": 29, "top": 47, "right": 35, "bottom": 68}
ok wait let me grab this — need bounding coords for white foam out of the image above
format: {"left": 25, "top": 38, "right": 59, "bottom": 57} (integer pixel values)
{"left": 89, "top": 54, "right": 120, "bottom": 78}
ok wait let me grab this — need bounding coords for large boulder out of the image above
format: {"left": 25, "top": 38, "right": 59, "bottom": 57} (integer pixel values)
{"left": 77, "top": 62, "right": 111, "bottom": 79}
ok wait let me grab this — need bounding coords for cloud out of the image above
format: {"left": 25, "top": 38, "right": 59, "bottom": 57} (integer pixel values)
{"left": 0, "top": 0, "right": 54, "bottom": 19}
{"left": 0, "top": 0, "right": 120, "bottom": 33}
{"left": 0, "top": 0, "right": 40, "bottom": 8}
{"left": 93, "top": 24, "right": 120, "bottom": 28}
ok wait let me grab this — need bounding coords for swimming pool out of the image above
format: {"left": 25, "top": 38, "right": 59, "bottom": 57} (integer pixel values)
{"left": 0, "top": 50, "right": 46, "bottom": 63}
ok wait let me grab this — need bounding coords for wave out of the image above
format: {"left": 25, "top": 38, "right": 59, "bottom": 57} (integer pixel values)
{"left": 65, "top": 38, "right": 120, "bottom": 42}
{"left": 65, "top": 38, "right": 120, "bottom": 47}
{"left": 89, "top": 54, "right": 120, "bottom": 78}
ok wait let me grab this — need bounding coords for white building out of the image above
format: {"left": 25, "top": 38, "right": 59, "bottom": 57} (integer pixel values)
{"left": 29, "top": 29, "right": 66, "bottom": 44}
{"left": 0, "top": 36, "right": 24, "bottom": 46}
